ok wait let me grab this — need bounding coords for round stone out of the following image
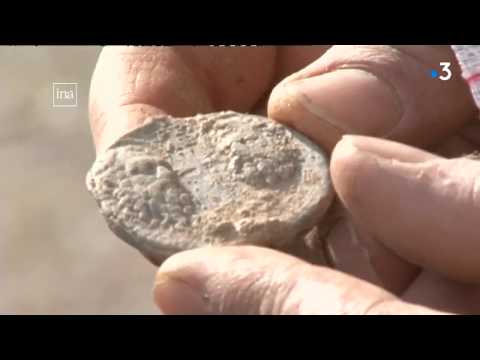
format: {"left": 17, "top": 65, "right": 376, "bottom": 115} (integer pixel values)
{"left": 86, "top": 111, "right": 334, "bottom": 265}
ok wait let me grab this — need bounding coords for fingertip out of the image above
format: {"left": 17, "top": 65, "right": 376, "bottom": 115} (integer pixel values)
{"left": 153, "top": 272, "right": 209, "bottom": 315}
{"left": 153, "top": 248, "right": 215, "bottom": 314}
{"left": 330, "top": 136, "right": 372, "bottom": 207}
{"left": 155, "top": 247, "right": 208, "bottom": 282}
{"left": 267, "top": 77, "right": 343, "bottom": 152}
{"left": 330, "top": 135, "right": 361, "bottom": 169}
{"left": 331, "top": 136, "right": 439, "bottom": 207}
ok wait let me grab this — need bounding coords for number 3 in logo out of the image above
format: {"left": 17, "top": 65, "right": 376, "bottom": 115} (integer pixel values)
{"left": 439, "top": 62, "right": 452, "bottom": 81}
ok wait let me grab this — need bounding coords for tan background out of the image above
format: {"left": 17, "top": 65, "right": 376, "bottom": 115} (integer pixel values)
{"left": 0, "top": 46, "right": 158, "bottom": 314}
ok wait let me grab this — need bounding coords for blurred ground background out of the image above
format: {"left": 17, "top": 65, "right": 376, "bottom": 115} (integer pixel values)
{"left": 0, "top": 46, "right": 158, "bottom": 314}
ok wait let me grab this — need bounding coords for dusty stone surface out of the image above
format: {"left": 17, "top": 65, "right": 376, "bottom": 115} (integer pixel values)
{"left": 86, "top": 111, "right": 334, "bottom": 265}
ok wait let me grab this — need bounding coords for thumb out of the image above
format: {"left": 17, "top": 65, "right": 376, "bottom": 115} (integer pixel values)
{"left": 153, "top": 246, "right": 443, "bottom": 315}
{"left": 268, "top": 45, "right": 477, "bottom": 152}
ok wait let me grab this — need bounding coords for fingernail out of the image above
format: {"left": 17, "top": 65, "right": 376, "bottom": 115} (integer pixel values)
{"left": 339, "top": 135, "right": 438, "bottom": 163}
{"left": 153, "top": 273, "right": 209, "bottom": 315}
{"left": 288, "top": 69, "right": 403, "bottom": 137}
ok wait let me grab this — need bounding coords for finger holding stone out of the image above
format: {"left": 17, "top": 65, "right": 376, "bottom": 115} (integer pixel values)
{"left": 89, "top": 46, "right": 277, "bottom": 153}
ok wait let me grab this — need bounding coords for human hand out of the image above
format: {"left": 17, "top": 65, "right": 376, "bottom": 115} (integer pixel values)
{"left": 90, "top": 45, "right": 479, "bottom": 314}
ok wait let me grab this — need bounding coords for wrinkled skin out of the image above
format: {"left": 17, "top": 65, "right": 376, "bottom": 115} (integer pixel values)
{"left": 89, "top": 45, "right": 480, "bottom": 314}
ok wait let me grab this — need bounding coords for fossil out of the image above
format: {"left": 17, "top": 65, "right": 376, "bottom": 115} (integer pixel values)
{"left": 86, "top": 111, "right": 334, "bottom": 265}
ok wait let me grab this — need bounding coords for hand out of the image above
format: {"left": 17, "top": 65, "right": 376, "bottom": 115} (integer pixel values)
{"left": 90, "top": 46, "right": 479, "bottom": 314}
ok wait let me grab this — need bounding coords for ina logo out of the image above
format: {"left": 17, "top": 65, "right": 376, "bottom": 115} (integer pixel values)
{"left": 52, "top": 83, "right": 78, "bottom": 107}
